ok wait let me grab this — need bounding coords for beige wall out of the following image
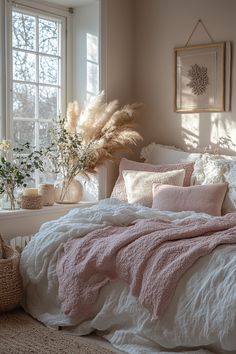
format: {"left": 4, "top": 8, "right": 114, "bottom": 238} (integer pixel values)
{"left": 100, "top": 0, "right": 136, "bottom": 195}
{"left": 101, "top": 0, "right": 236, "bottom": 195}
{"left": 134, "top": 0, "right": 236, "bottom": 155}
{"left": 101, "top": 0, "right": 135, "bottom": 104}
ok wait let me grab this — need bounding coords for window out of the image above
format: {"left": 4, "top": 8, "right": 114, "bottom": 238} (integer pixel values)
{"left": 86, "top": 32, "right": 99, "bottom": 101}
{"left": 6, "top": 1, "right": 66, "bottom": 149}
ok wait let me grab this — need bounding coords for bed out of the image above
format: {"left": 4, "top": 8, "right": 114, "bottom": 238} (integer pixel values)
{"left": 20, "top": 143, "right": 236, "bottom": 354}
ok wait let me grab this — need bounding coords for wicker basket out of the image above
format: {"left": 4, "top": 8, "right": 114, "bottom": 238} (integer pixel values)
{"left": 0, "top": 234, "right": 23, "bottom": 313}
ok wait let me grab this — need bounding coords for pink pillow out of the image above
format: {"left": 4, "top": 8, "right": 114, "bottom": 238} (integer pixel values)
{"left": 111, "top": 158, "right": 194, "bottom": 201}
{"left": 152, "top": 183, "right": 228, "bottom": 216}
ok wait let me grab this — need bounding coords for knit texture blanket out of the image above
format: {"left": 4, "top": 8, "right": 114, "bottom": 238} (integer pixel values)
{"left": 57, "top": 213, "right": 236, "bottom": 319}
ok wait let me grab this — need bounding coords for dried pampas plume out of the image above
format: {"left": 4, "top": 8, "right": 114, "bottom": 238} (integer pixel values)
{"left": 66, "top": 101, "right": 80, "bottom": 134}
{"left": 58, "top": 92, "right": 143, "bottom": 176}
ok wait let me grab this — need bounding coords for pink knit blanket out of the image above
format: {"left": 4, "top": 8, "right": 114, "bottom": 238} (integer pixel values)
{"left": 56, "top": 213, "right": 236, "bottom": 319}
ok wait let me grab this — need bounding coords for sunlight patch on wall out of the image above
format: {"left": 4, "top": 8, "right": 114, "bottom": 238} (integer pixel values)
{"left": 210, "top": 113, "right": 236, "bottom": 152}
{"left": 181, "top": 113, "right": 200, "bottom": 149}
{"left": 210, "top": 113, "right": 221, "bottom": 146}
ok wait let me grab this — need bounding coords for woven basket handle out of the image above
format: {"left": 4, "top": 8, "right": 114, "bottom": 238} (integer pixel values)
{"left": 0, "top": 234, "right": 6, "bottom": 259}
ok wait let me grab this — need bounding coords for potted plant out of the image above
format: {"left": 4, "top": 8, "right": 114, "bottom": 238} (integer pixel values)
{"left": 0, "top": 141, "right": 44, "bottom": 210}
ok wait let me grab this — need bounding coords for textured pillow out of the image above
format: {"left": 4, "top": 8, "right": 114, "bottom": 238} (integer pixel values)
{"left": 122, "top": 169, "right": 185, "bottom": 207}
{"left": 110, "top": 158, "right": 194, "bottom": 201}
{"left": 193, "top": 154, "right": 236, "bottom": 213}
{"left": 140, "top": 143, "right": 201, "bottom": 164}
{"left": 152, "top": 183, "right": 228, "bottom": 216}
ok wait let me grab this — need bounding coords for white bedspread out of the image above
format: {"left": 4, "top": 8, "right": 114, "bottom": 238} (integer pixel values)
{"left": 20, "top": 199, "right": 236, "bottom": 354}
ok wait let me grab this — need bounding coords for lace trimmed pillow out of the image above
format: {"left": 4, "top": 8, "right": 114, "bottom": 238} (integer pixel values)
{"left": 193, "top": 154, "right": 236, "bottom": 213}
{"left": 122, "top": 169, "right": 185, "bottom": 207}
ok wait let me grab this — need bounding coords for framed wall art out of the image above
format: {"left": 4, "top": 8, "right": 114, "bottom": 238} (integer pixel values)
{"left": 174, "top": 42, "right": 225, "bottom": 113}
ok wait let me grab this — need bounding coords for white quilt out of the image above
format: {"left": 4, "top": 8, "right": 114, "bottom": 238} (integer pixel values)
{"left": 20, "top": 199, "right": 236, "bottom": 354}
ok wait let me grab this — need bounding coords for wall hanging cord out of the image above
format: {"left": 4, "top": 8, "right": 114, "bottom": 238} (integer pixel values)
{"left": 185, "top": 19, "right": 215, "bottom": 47}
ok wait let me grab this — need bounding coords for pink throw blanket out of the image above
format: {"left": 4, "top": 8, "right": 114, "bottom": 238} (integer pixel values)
{"left": 56, "top": 213, "right": 236, "bottom": 319}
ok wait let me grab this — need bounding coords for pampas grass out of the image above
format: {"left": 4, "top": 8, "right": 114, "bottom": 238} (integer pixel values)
{"left": 48, "top": 92, "right": 143, "bottom": 181}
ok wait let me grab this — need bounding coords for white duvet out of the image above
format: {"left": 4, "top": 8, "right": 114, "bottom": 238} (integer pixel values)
{"left": 20, "top": 199, "right": 236, "bottom": 354}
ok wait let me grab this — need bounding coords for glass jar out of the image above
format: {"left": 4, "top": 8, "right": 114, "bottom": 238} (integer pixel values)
{"left": 38, "top": 184, "right": 55, "bottom": 206}
{"left": 1, "top": 189, "right": 21, "bottom": 210}
{"left": 54, "top": 177, "right": 83, "bottom": 204}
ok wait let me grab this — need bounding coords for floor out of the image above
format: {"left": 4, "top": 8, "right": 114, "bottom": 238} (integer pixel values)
{"left": 0, "top": 307, "right": 124, "bottom": 354}
{"left": 87, "top": 335, "right": 124, "bottom": 354}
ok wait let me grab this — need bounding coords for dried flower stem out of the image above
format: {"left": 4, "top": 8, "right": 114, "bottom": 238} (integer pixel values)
{"left": 46, "top": 92, "right": 143, "bottom": 202}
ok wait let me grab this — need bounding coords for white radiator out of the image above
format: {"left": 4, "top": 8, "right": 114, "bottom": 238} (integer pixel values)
{"left": 10, "top": 235, "right": 33, "bottom": 252}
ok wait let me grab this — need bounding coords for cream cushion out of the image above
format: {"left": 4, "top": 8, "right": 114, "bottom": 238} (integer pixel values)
{"left": 122, "top": 169, "right": 185, "bottom": 207}
{"left": 110, "top": 157, "right": 194, "bottom": 201}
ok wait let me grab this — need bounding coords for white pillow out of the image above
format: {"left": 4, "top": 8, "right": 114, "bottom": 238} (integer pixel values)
{"left": 193, "top": 154, "right": 236, "bottom": 213}
{"left": 140, "top": 143, "right": 201, "bottom": 164}
{"left": 122, "top": 169, "right": 185, "bottom": 207}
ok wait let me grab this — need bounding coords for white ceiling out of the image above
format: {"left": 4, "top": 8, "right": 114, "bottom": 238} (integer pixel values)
{"left": 42, "top": 0, "right": 95, "bottom": 8}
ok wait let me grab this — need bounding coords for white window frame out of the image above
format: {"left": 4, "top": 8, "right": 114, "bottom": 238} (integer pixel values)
{"left": 5, "top": 0, "right": 72, "bottom": 143}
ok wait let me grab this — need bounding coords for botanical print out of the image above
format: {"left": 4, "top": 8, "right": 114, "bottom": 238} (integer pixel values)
{"left": 175, "top": 42, "right": 225, "bottom": 112}
{"left": 187, "top": 64, "right": 209, "bottom": 96}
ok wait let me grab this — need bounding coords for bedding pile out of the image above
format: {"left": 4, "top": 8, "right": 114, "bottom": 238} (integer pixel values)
{"left": 20, "top": 199, "right": 236, "bottom": 354}
{"left": 57, "top": 215, "right": 236, "bottom": 320}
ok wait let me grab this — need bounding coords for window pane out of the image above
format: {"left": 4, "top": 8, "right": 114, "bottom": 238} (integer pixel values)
{"left": 39, "top": 18, "right": 59, "bottom": 55}
{"left": 87, "top": 33, "right": 98, "bottom": 63}
{"left": 13, "top": 120, "right": 35, "bottom": 146}
{"left": 13, "top": 50, "right": 36, "bottom": 82}
{"left": 13, "top": 83, "right": 35, "bottom": 118}
{"left": 39, "top": 86, "right": 58, "bottom": 119}
{"left": 87, "top": 62, "right": 99, "bottom": 94}
{"left": 10, "top": 6, "right": 64, "bottom": 172}
{"left": 86, "top": 92, "right": 94, "bottom": 102}
{"left": 12, "top": 11, "right": 36, "bottom": 50}
{"left": 39, "top": 56, "right": 58, "bottom": 84}
{"left": 39, "top": 170, "right": 56, "bottom": 185}
{"left": 39, "top": 122, "right": 52, "bottom": 147}
{"left": 39, "top": 121, "right": 55, "bottom": 184}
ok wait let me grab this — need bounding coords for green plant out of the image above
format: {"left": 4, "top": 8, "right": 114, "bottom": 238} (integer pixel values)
{"left": 0, "top": 141, "right": 44, "bottom": 209}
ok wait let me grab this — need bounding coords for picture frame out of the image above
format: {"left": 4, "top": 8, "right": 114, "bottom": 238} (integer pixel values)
{"left": 174, "top": 42, "right": 225, "bottom": 113}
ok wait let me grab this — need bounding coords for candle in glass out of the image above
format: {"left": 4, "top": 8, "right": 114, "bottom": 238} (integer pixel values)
{"left": 23, "top": 188, "right": 38, "bottom": 197}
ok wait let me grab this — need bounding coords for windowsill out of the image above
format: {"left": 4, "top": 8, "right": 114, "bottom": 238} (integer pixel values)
{"left": 0, "top": 201, "right": 94, "bottom": 218}
{"left": 0, "top": 201, "right": 96, "bottom": 241}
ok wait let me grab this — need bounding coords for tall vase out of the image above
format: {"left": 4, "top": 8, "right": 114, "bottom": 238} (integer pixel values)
{"left": 54, "top": 177, "right": 83, "bottom": 204}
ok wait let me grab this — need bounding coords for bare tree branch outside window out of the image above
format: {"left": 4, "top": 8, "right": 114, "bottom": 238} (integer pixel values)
{"left": 10, "top": 7, "right": 64, "bottom": 185}
{"left": 11, "top": 10, "right": 62, "bottom": 150}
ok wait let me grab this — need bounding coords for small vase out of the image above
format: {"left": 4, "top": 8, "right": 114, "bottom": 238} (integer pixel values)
{"left": 54, "top": 177, "right": 83, "bottom": 204}
{"left": 1, "top": 190, "right": 21, "bottom": 210}
{"left": 38, "top": 184, "right": 55, "bottom": 206}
